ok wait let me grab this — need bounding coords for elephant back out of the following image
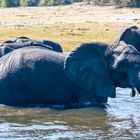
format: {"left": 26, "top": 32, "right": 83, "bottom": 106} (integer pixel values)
{"left": 0, "top": 37, "right": 63, "bottom": 57}
{"left": 15, "top": 37, "right": 63, "bottom": 52}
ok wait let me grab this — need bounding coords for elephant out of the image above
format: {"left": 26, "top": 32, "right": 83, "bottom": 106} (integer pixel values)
{"left": 114, "top": 26, "right": 140, "bottom": 52}
{"left": 0, "top": 36, "right": 63, "bottom": 57}
{"left": 0, "top": 41, "right": 139, "bottom": 107}
{"left": 15, "top": 36, "right": 63, "bottom": 52}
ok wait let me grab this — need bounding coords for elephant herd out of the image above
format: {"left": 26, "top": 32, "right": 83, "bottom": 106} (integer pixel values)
{"left": 0, "top": 26, "right": 139, "bottom": 108}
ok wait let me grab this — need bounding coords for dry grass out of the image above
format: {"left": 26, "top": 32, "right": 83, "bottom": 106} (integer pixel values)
{"left": 0, "top": 3, "right": 140, "bottom": 51}
{"left": 0, "top": 22, "right": 123, "bottom": 51}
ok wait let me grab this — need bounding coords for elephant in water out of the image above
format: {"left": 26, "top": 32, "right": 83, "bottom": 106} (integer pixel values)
{"left": 0, "top": 37, "right": 63, "bottom": 57}
{"left": 114, "top": 26, "right": 140, "bottom": 52}
{"left": 0, "top": 41, "right": 139, "bottom": 107}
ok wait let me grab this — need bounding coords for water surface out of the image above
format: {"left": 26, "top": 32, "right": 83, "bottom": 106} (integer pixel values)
{"left": 0, "top": 88, "right": 139, "bottom": 139}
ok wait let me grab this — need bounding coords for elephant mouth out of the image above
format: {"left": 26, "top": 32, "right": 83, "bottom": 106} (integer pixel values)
{"left": 130, "top": 87, "right": 140, "bottom": 97}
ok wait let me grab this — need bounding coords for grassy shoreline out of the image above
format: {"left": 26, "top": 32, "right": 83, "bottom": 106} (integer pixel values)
{"left": 0, "top": 4, "right": 140, "bottom": 51}
{"left": 0, "top": 22, "right": 122, "bottom": 51}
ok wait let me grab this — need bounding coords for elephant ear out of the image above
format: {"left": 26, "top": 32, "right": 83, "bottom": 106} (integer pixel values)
{"left": 114, "top": 26, "right": 140, "bottom": 52}
{"left": 114, "top": 26, "right": 138, "bottom": 43}
{"left": 43, "top": 40, "right": 63, "bottom": 52}
{"left": 4, "top": 47, "right": 14, "bottom": 54}
{"left": 0, "top": 46, "right": 14, "bottom": 57}
{"left": 64, "top": 42, "right": 116, "bottom": 98}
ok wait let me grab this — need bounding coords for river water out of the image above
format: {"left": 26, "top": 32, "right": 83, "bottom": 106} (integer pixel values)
{"left": 0, "top": 88, "right": 139, "bottom": 139}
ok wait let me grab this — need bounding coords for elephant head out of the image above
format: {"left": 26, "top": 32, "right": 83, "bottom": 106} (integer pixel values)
{"left": 64, "top": 41, "right": 140, "bottom": 99}
{"left": 108, "top": 41, "right": 140, "bottom": 97}
{"left": 114, "top": 26, "right": 140, "bottom": 52}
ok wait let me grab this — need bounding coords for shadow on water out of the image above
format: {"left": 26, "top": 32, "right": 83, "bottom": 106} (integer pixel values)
{"left": 0, "top": 88, "right": 139, "bottom": 139}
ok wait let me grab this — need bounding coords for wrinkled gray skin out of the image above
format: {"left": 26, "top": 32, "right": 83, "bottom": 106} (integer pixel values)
{"left": 114, "top": 26, "right": 140, "bottom": 52}
{"left": 0, "top": 41, "right": 139, "bottom": 107}
{"left": 0, "top": 36, "right": 63, "bottom": 57}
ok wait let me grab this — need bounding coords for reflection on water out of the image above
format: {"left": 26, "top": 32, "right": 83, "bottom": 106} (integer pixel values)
{"left": 0, "top": 88, "right": 140, "bottom": 139}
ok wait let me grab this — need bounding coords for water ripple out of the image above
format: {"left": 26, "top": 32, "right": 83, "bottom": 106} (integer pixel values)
{"left": 0, "top": 88, "right": 139, "bottom": 139}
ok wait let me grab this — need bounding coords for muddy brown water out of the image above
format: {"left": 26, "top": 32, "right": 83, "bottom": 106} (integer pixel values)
{"left": 0, "top": 88, "right": 139, "bottom": 139}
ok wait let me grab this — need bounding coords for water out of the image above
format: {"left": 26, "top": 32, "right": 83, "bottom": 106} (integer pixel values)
{"left": 0, "top": 88, "right": 139, "bottom": 139}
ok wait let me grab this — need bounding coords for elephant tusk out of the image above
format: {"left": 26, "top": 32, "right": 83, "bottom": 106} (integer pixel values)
{"left": 131, "top": 87, "right": 140, "bottom": 97}
{"left": 135, "top": 87, "right": 140, "bottom": 96}
{"left": 131, "top": 88, "right": 136, "bottom": 97}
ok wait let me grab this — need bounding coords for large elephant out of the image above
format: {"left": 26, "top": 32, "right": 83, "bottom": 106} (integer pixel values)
{"left": 0, "top": 41, "right": 139, "bottom": 107}
{"left": 114, "top": 26, "right": 140, "bottom": 52}
{"left": 0, "top": 37, "right": 63, "bottom": 57}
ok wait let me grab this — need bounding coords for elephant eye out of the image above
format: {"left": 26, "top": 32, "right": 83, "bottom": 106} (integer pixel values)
{"left": 115, "top": 50, "right": 121, "bottom": 56}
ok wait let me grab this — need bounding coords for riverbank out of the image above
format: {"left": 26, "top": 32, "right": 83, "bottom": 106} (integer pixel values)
{"left": 0, "top": 3, "right": 140, "bottom": 51}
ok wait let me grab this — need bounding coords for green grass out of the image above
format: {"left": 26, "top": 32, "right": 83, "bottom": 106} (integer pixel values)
{"left": 0, "top": 22, "right": 121, "bottom": 51}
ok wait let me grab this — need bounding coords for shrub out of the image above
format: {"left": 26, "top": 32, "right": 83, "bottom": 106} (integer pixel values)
{"left": 91, "top": 0, "right": 110, "bottom": 5}
{"left": 1, "top": 0, "right": 19, "bottom": 7}
{"left": 39, "top": 0, "right": 73, "bottom": 6}
{"left": 0, "top": 0, "right": 140, "bottom": 7}
{"left": 20, "top": 0, "right": 39, "bottom": 6}
{"left": 39, "top": 0, "right": 48, "bottom": 6}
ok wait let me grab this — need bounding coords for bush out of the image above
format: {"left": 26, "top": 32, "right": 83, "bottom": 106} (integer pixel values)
{"left": 38, "top": 0, "right": 48, "bottom": 6}
{"left": 31, "top": 0, "right": 39, "bottom": 6}
{"left": 111, "top": 0, "right": 128, "bottom": 6}
{"left": 47, "top": 0, "right": 62, "bottom": 6}
{"left": 128, "top": 0, "right": 140, "bottom": 7}
{"left": 64, "top": 0, "right": 73, "bottom": 4}
{"left": 1, "top": 0, "right": 19, "bottom": 7}
{"left": 39, "top": 0, "right": 73, "bottom": 6}
{"left": 20, "top": 0, "right": 31, "bottom": 6}
{"left": 0, "top": 0, "right": 140, "bottom": 7}
{"left": 89, "top": 0, "right": 110, "bottom": 5}
{"left": 20, "top": 0, "right": 39, "bottom": 6}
